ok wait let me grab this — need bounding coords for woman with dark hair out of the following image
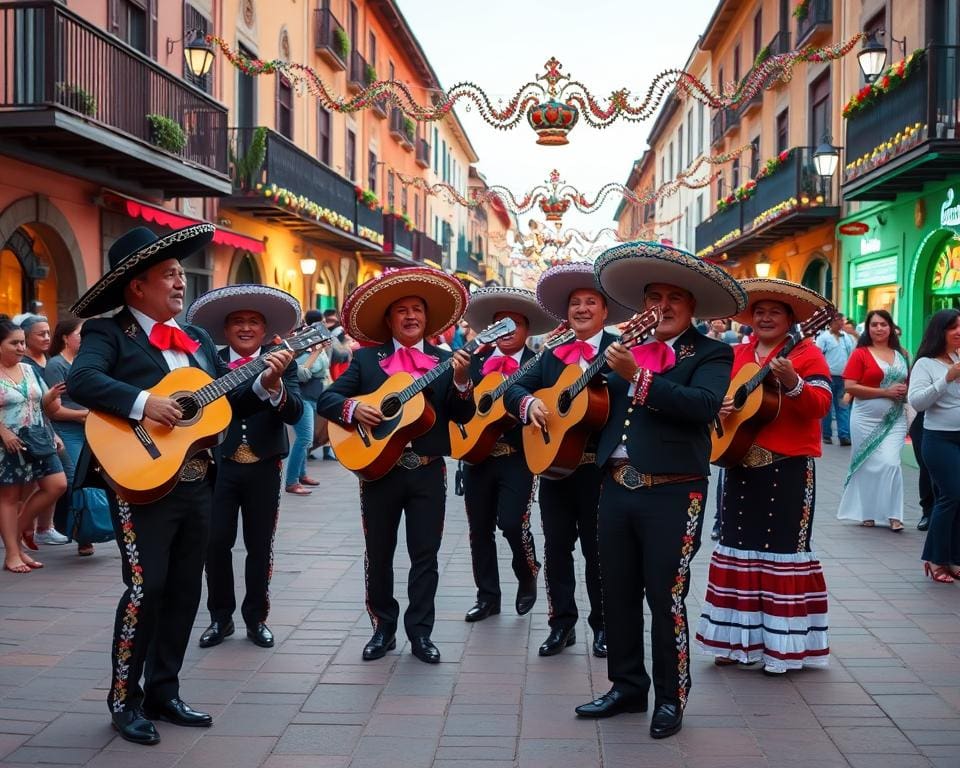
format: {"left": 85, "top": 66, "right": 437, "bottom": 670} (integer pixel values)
{"left": 907, "top": 309, "right": 960, "bottom": 583}
{"left": 43, "top": 318, "right": 95, "bottom": 556}
{"left": 836, "top": 309, "right": 909, "bottom": 531}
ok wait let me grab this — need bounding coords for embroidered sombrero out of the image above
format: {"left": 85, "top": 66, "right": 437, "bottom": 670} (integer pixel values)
{"left": 593, "top": 241, "right": 747, "bottom": 320}
{"left": 186, "top": 284, "right": 302, "bottom": 345}
{"left": 342, "top": 266, "right": 469, "bottom": 345}
{"left": 463, "top": 287, "right": 557, "bottom": 336}
{"left": 71, "top": 224, "right": 215, "bottom": 318}
{"left": 536, "top": 263, "right": 634, "bottom": 324}
{"left": 733, "top": 278, "right": 830, "bottom": 324}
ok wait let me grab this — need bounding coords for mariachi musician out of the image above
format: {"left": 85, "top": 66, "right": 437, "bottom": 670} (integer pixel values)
{"left": 316, "top": 267, "right": 475, "bottom": 665}
{"left": 458, "top": 287, "right": 557, "bottom": 622}
{"left": 186, "top": 285, "right": 305, "bottom": 651}
{"left": 504, "top": 264, "right": 634, "bottom": 658}
{"left": 572, "top": 242, "right": 744, "bottom": 741}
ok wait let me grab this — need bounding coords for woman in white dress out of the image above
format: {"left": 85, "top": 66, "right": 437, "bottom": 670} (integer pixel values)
{"left": 836, "top": 309, "right": 908, "bottom": 530}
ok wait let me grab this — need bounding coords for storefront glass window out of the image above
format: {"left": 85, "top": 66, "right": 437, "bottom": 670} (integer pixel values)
{"left": 929, "top": 234, "right": 960, "bottom": 313}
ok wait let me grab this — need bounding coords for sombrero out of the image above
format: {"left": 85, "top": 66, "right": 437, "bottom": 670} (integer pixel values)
{"left": 733, "top": 278, "right": 831, "bottom": 324}
{"left": 71, "top": 224, "right": 214, "bottom": 318}
{"left": 536, "top": 263, "right": 634, "bottom": 325}
{"left": 463, "top": 287, "right": 557, "bottom": 336}
{"left": 342, "top": 266, "right": 468, "bottom": 345}
{"left": 593, "top": 241, "right": 747, "bottom": 320}
{"left": 186, "top": 284, "right": 302, "bottom": 345}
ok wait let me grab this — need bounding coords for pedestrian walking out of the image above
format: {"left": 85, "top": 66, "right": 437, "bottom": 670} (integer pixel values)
{"left": 817, "top": 313, "right": 855, "bottom": 445}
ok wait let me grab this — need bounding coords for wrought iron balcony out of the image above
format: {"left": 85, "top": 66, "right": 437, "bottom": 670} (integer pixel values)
{"left": 412, "top": 230, "right": 441, "bottom": 266}
{"left": 0, "top": 0, "right": 229, "bottom": 197}
{"left": 843, "top": 46, "right": 960, "bottom": 201}
{"left": 796, "top": 0, "right": 832, "bottom": 48}
{"left": 382, "top": 213, "right": 413, "bottom": 262}
{"left": 416, "top": 137, "right": 430, "bottom": 168}
{"left": 389, "top": 106, "right": 412, "bottom": 147}
{"left": 348, "top": 50, "right": 368, "bottom": 93}
{"left": 314, "top": 6, "right": 347, "bottom": 71}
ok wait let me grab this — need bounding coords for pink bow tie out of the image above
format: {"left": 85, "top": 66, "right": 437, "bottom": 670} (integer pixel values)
{"left": 380, "top": 345, "right": 438, "bottom": 377}
{"left": 482, "top": 355, "right": 519, "bottom": 376}
{"left": 631, "top": 340, "right": 676, "bottom": 373}
{"left": 554, "top": 340, "right": 596, "bottom": 365}
{"left": 228, "top": 355, "right": 255, "bottom": 370}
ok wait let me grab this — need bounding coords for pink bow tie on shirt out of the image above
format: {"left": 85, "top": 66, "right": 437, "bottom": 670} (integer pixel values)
{"left": 631, "top": 340, "right": 676, "bottom": 373}
{"left": 554, "top": 340, "right": 596, "bottom": 364}
{"left": 380, "top": 346, "right": 438, "bottom": 377}
{"left": 482, "top": 355, "right": 519, "bottom": 376}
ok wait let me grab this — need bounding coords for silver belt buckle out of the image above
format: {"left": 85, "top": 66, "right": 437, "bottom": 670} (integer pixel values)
{"left": 622, "top": 466, "right": 643, "bottom": 490}
{"left": 398, "top": 452, "right": 422, "bottom": 470}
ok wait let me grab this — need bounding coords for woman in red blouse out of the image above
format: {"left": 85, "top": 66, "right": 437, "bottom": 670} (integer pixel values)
{"left": 696, "top": 279, "right": 833, "bottom": 676}
{"left": 836, "top": 309, "right": 908, "bottom": 531}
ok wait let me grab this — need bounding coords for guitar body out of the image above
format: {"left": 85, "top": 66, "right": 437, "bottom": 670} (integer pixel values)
{"left": 710, "top": 362, "right": 782, "bottom": 468}
{"left": 523, "top": 364, "right": 610, "bottom": 479}
{"left": 449, "top": 372, "right": 515, "bottom": 463}
{"left": 84, "top": 367, "right": 233, "bottom": 504}
{"left": 328, "top": 372, "right": 437, "bottom": 481}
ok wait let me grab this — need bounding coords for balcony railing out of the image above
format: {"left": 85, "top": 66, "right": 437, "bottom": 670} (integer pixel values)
{"left": 413, "top": 231, "right": 442, "bottom": 265}
{"left": 0, "top": 0, "right": 228, "bottom": 195}
{"left": 348, "top": 50, "right": 368, "bottom": 92}
{"left": 389, "top": 106, "right": 412, "bottom": 146}
{"left": 416, "top": 137, "right": 430, "bottom": 168}
{"left": 383, "top": 213, "right": 413, "bottom": 256}
{"left": 796, "top": 0, "right": 832, "bottom": 47}
{"left": 313, "top": 6, "right": 347, "bottom": 70}
{"left": 711, "top": 109, "right": 728, "bottom": 145}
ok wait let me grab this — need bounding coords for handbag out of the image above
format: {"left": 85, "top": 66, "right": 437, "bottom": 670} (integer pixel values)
{"left": 66, "top": 488, "right": 114, "bottom": 544}
{"left": 17, "top": 423, "right": 57, "bottom": 459}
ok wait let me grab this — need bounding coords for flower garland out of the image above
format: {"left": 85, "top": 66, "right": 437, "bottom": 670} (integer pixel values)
{"left": 715, "top": 149, "right": 793, "bottom": 212}
{"left": 842, "top": 50, "right": 924, "bottom": 119}
{"left": 255, "top": 183, "right": 352, "bottom": 232}
{"left": 696, "top": 228, "right": 741, "bottom": 258}
{"left": 355, "top": 186, "right": 380, "bottom": 210}
{"left": 843, "top": 122, "right": 927, "bottom": 181}
{"left": 748, "top": 193, "right": 824, "bottom": 230}
{"left": 358, "top": 225, "right": 384, "bottom": 246}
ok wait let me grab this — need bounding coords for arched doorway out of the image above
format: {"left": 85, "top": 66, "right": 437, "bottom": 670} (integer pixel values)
{"left": 801, "top": 256, "right": 834, "bottom": 302}
{"left": 315, "top": 263, "right": 338, "bottom": 311}
{"left": 0, "top": 227, "right": 59, "bottom": 321}
{"left": 926, "top": 231, "right": 960, "bottom": 314}
{"left": 228, "top": 249, "right": 263, "bottom": 285}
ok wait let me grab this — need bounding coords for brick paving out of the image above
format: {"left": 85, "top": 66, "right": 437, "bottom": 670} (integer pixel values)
{"left": 0, "top": 442, "right": 958, "bottom": 767}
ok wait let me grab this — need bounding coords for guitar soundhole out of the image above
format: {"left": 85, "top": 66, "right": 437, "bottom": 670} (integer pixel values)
{"left": 175, "top": 394, "right": 201, "bottom": 426}
{"left": 381, "top": 394, "right": 402, "bottom": 419}
{"left": 477, "top": 393, "right": 494, "bottom": 415}
{"left": 732, "top": 387, "right": 748, "bottom": 410}
{"left": 557, "top": 390, "right": 572, "bottom": 416}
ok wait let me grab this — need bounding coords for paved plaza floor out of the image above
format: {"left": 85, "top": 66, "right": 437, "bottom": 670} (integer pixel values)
{"left": 0, "top": 442, "right": 958, "bottom": 767}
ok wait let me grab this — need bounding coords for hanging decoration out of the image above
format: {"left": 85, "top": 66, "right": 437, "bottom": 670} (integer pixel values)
{"left": 209, "top": 36, "right": 863, "bottom": 146}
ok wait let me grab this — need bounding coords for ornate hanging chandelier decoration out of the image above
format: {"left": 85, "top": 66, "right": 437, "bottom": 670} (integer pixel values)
{"left": 209, "top": 36, "right": 862, "bottom": 146}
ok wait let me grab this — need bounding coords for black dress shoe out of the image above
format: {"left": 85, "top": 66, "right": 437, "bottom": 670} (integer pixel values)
{"left": 918, "top": 514, "right": 931, "bottom": 531}
{"left": 246, "top": 622, "right": 274, "bottom": 647}
{"left": 362, "top": 631, "right": 396, "bottom": 661}
{"left": 465, "top": 600, "right": 501, "bottom": 622}
{"left": 143, "top": 698, "right": 212, "bottom": 728}
{"left": 592, "top": 629, "right": 607, "bottom": 658}
{"left": 575, "top": 688, "right": 647, "bottom": 718}
{"left": 410, "top": 636, "right": 441, "bottom": 664}
{"left": 649, "top": 703, "right": 682, "bottom": 739}
{"left": 538, "top": 626, "right": 575, "bottom": 656}
{"left": 111, "top": 709, "right": 160, "bottom": 745}
{"left": 515, "top": 574, "right": 538, "bottom": 615}
{"left": 198, "top": 619, "right": 234, "bottom": 648}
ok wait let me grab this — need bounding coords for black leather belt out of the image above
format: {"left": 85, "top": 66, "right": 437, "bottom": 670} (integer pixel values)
{"left": 607, "top": 460, "right": 703, "bottom": 490}
{"left": 396, "top": 451, "right": 438, "bottom": 470}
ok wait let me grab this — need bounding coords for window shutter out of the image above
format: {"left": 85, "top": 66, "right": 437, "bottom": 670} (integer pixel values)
{"left": 107, "top": 0, "right": 120, "bottom": 34}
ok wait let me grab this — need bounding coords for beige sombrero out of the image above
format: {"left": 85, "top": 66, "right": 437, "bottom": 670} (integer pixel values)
{"left": 593, "top": 241, "right": 747, "bottom": 320}
{"left": 186, "top": 284, "right": 302, "bottom": 345}
{"left": 463, "top": 287, "right": 557, "bottom": 336}
{"left": 734, "top": 278, "right": 830, "bottom": 324}
{"left": 536, "top": 263, "right": 634, "bottom": 324}
{"left": 342, "top": 266, "right": 469, "bottom": 345}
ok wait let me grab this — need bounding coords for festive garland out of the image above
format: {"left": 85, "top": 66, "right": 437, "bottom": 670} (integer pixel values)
{"left": 355, "top": 186, "right": 380, "bottom": 210}
{"left": 842, "top": 50, "right": 924, "bottom": 119}
{"left": 255, "top": 183, "right": 353, "bottom": 232}
{"left": 696, "top": 229, "right": 741, "bottom": 258}
{"left": 716, "top": 149, "right": 794, "bottom": 212}
{"left": 843, "top": 122, "right": 927, "bottom": 181}
{"left": 358, "top": 225, "right": 384, "bottom": 246}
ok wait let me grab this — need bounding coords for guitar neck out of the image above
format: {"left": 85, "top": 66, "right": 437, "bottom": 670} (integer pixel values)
{"left": 194, "top": 355, "right": 272, "bottom": 406}
{"left": 396, "top": 337, "right": 483, "bottom": 403}
{"left": 567, "top": 350, "right": 609, "bottom": 400}
{"left": 489, "top": 347, "right": 547, "bottom": 401}
{"left": 742, "top": 334, "right": 801, "bottom": 395}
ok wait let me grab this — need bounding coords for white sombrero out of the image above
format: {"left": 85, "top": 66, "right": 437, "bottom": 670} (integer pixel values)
{"left": 733, "top": 278, "right": 831, "bottom": 324}
{"left": 186, "top": 284, "right": 302, "bottom": 345}
{"left": 593, "top": 241, "right": 747, "bottom": 321}
{"left": 536, "top": 263, "right": 634, "bottom": 324}
{"left": 463, "top": 287, "right": 558, "bottom": 336}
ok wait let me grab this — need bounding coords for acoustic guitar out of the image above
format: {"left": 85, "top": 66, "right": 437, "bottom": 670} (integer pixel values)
{"left": 85, "top": 323, "right": 331, "bottom": 504}
{"left": 710, "top": 305, "right": 837, "bottom": 468}
{"left": 522, "top": 307, "right": 663, "bottom": 479}
{"left": 329, "top": 318, "right": 517, "bottom": 481}
{"left": 449, "top": 327, "right": 576, "bottom": 463}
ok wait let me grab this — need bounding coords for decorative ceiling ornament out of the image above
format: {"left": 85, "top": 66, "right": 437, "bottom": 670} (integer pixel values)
{"left": 209, "top": 36, "right": 863, "bottom": 145}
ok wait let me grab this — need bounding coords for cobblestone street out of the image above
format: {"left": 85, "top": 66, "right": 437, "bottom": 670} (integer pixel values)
{"left": 0, "top": 443, "right": 958, "bottom": 768}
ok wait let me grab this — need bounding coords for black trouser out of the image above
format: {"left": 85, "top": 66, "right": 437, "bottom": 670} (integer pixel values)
{"left": 107, "top": 478, "right": 211, "bottom": 714}
{"left": 538, "top": 462, "right": 603, "bottom": 632}
{"left": 205, "top": 458, "right": 282, "bottom": 628}
{"left": 910, "top": 412, "right": 935, "bottom": 516}
{"left": 358, "top": 459, "right": 446, "bottom": 640}
{"left": 463, "top": 451, "right": 540, "bottom": 604}
{"left": 598, "top": 476, "right": 707, "bottom": 712}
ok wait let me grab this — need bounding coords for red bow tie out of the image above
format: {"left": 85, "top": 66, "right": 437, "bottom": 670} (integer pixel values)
{"left": 228, "top": 355, "right": 255, "bottom": 370}
{"left": 631, "top": 340, "right": 676, "bottom": 373}
{"left": 554, "top": 339, "right": 596, "bottom": 364}
{"left": 380, "top": 345, "right": 438, "bottom": 377}
{"left": 482, "top": 355, "right": 519, "bottom": 376}
{"left": 148, "top": 323, "right": 200, "bottom": 355}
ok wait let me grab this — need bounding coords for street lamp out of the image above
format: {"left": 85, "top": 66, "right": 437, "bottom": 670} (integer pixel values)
{"left": 813, "top": 139, "right": 841, "bottom": 179}
{"left": 755, "top": 255, "right": 771, "bottom": 278}
{"left": 857, "top": 31, "right": 887, "bottom": 82}
{"left": 299, "top": 257, "right": 318, "bottom": 310}
{"left": 167, "top": 30, "right": 215, "bottom": 79}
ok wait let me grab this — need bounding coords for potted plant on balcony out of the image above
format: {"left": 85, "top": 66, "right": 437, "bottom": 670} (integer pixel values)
{"left": 792, "top": 0, "right": 810, "bottom": 20}
{"left": 333, "top": 27, "right": 350, "bottom": 62}
{"left": 365, "top": 63, "right": 378, "bottom": 85}
{"left": 230, "top": 126, "right": 267, "bottom": 191}
{"left": 402, "top": 117, "right": 416, "bottom": 146}
{"left": 56, "top": 83, "right": 96, "bottom": 116}
{"left": 147, "top": 114, "right": 187, "bottom": 153}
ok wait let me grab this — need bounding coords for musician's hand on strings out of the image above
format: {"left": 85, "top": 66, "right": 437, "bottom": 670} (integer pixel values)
{"left": 605, "top": 342, "right": 639, "bottom": 382}
{"left": 718, "top": 396, "right": 735, "bottom": 419}
{"left": 768, "top": 358, "right": 800, "bottom": 390}
{"left": 528, "top": 398, "right": 549, "bottom": 430}
{"left": 260, "top": 348, "right": 295, "bottom": 392}
{"left": 451, "top": 349, "right": 472, "bottom": 387}
{"left": 144, "top": 396, "right": 183, "bottom": 427}
{"left": 353, "top": 403, "right": 383, "bottom": 427}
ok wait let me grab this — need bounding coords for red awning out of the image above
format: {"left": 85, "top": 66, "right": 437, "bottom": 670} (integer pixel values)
{"left": 102, "top": 192, "right": 264, "bottom": 254}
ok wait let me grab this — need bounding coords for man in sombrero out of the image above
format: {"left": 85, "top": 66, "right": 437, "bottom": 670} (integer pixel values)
{"left": 316, "top": 267, "right": 474, "bottom": 664}
{"left": 67, "top": 225, "right": 294, "bottom": 745}
{"left": 186, "top": 285, "right": 305, "bottom": 652}
{"left": 458, "top": 287, "right": 556, "bottom": 624}
{"left": 572, "top": 242, "right": 745, "bottom": 740}
{"left": 504, "top": 263, "right": 634, "bottom": 660}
